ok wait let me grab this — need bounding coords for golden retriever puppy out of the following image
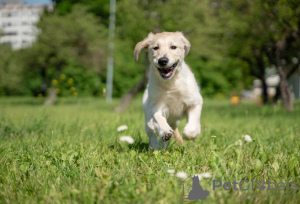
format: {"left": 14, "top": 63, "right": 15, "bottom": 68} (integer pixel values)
{"left": 134, "top": 32, "right": 203, "bottom": 149}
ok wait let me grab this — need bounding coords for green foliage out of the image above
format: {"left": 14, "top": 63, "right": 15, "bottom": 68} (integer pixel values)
{"left": 0, "top": 97, "right": 299, "bottom": 202}
{"left": 53, "top": 0, "right": 110, "bottom": 24}
{"left": 22, "top": 5, "right": 107, "bottom": 97}
{"left": 57, "top": 61, "right": 105, "bottom": 97}
{"left": 112, "top": 40, "right": 146, "bottom": 97}
{"left": 0, "top": 45, "right": 24, "bottom": 95}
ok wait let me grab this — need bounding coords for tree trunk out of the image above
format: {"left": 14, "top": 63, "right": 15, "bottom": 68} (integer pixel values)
{"left": 275, "top": 38, "right": 294, "bottom": 111}
{"left": 278, "top": 68, "right": 294, "bottom": 111}
{"left": 115, "top": 69, "right": 149, "bottom": 112}
{"left": 43, "top": 87, "right": 57, "bottom": 106}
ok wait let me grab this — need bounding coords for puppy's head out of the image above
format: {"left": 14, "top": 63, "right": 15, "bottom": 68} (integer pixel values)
{"left": 134, "top": 32, "right": 191, "bottom": 80}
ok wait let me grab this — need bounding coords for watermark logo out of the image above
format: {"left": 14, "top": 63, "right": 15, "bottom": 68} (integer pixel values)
{"left": 213, "top": 179, "right": 298, "bottom": 191}
{"left": 179, "top": 175, "right": 210, "bottom": 202}
{"left": 179, "top": 177, "right": 298, "bottom": 201}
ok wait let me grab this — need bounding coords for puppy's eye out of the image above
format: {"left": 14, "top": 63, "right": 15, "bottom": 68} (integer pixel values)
{"left": 153, "top": 46, "right": 159, "bottom": 50}
{"left": 171, "top": 46, "right": 177, "bottom": 49}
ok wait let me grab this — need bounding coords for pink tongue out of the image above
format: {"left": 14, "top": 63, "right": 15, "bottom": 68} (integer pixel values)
{"left": 165, "top": 72, "right": 172, "bottom": 76}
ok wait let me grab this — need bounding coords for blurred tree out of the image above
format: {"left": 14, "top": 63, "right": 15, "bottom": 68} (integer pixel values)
{"left": 23, "top": 5, "right": 106, "bottom": 104}
{"left": 52, "top": 0, "right": 110, "bottom": 25}
{"left": 215, "top": 0, "right": 300, "bottom": 111}
{"left": 263, "top": 0, "right": 300, "bottom": 111}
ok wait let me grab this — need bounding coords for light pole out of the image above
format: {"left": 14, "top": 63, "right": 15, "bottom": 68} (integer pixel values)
{"left": 106, "top": 0, "right": 116, "bottom": 102}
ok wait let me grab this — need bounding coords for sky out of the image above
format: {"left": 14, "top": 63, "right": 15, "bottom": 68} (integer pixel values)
{"left": 0, "top": 0, "right": 52, "bottom": 5}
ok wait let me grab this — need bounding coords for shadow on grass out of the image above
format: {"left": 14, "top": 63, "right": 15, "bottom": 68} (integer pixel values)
{"left": 109, "top": 139, "right": 186, "bottom": 154}
{"left": 128, "top": 142, "right": 150, "bottom": 152}
{"left": 109, "top": 141, "right": 150, "bottom": 153}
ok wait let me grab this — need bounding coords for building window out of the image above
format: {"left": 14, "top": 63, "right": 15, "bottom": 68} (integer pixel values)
{"left": 3, "top": 32, "right": 18, "bottom": 36}
{"left": 1, "top": 12, "right": 9, "bottom": 17}
{"left": 22, "top": 11, "right": 29, "bottom": 16}
{"left": 2, "top": 22, "right": 12, "bottom": 27}
{"left": 23, "top": 31, "right": 31, "bottom": 35}
{"left": 11, "top": 12, "right": 18, "bottom": 17}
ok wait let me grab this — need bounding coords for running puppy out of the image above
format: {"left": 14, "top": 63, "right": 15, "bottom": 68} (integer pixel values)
{"left": 134, "top": 32, "right": 203, "bottom": 149}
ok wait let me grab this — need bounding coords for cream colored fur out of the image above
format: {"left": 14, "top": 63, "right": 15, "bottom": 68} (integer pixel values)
{"left": 134, "top": 32, "right": 203, "bottom": 149}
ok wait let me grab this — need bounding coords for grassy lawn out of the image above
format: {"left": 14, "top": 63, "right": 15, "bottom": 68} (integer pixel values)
{"left": 0, "top": 97, "right": 299, "bottom": 203}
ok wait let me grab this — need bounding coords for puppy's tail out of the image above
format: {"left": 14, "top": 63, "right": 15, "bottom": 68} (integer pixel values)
{"left": 174, "top": 128, "right": 183, "bottom": 144}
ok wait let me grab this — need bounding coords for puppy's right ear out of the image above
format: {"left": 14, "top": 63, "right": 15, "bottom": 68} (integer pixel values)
{"left": 134, "top": 33, "right": 154, "bottom": 62}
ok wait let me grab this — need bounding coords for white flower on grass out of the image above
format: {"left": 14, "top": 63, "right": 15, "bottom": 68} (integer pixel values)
{"left": 176, "top": 171, "right": 188, "bottom": 179}
{"left": 244, "top": 134, "right": 253, "bottom": 142}
{"left": 202, "top": 172, "right": 212, "bottom": 178}
{"left": 196, "top": 172, "right": 212, "bottom": 180}
{"left": 119, "top": 136, "right": 134, "bottom": 144}
{"left": 235, "top": 139, "right": 243, "bottom": 146}
{"left": 167, "top": 169, "right": 175, "bottom": 174}
{"left": 117, "top": 125, "right": 128, "bottom": 132}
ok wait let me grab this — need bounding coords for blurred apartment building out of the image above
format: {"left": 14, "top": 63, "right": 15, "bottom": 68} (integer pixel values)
{"left": 0, "top": 0, "right": 53, "bottom": 50}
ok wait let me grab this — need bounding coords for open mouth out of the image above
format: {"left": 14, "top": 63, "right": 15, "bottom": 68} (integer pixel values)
{"left": 157, "top": 62, "right": 178, "bottom": 79}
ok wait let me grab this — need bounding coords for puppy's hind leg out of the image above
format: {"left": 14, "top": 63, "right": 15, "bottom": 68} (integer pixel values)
{"left": 174, "top": 128, "right": 183, "bottom": 144}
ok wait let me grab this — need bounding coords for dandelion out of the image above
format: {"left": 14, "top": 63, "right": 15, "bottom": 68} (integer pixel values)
{"left": 196, "top": 172, "right": 212, "bottom": 180}
{"left": 68, "top": 78, "right": 74, "bottom": 84}
{"left": 235, "top": 139, "right": 243, "bottom": 146}
{"left": 167, "top": 169, "right": 175, "bottom": 174}
{"left": 60, "top": 74, "right": 66, "bottom": 80}
{"left": 119, "top": 136, "right": 134, "bottom": 144}
{"left": 244, "top": 135, "right": 253, "bottom": 142}
{"left": 72, "top": 92, "right": 78, "bottom": 97}
{"left": 52, "top": 79, "right": 58, "bottom": 86}
{"left": 176, "top": 171, "right": 188, "bottom": 179}
{"left": 37, "top": 93, "right": 43, "bottom": 98}
{"left": 117, "top": 125, "right": 128, "bottom": 132}
{"left": 70, "top": 87, "right": 76, "bottom": 92}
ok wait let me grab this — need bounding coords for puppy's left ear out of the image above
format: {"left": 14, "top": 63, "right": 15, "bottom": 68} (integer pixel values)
{"left": 134, "top": 33, "right": 154, "bottom": 62}
{"left": 177, "top": 32, "right": 191, "bottom": 56}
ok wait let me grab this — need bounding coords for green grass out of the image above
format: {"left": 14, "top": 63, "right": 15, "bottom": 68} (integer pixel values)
{"left": 0, "top": 97, "right": 299, "bottom": 203}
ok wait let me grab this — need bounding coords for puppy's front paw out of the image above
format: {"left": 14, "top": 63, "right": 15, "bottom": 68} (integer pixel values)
{"left": 161, "top": 130, "right": 174, "bottom": 142}
{"left": 183, "top": 125, "right": 201, "bottom": 140}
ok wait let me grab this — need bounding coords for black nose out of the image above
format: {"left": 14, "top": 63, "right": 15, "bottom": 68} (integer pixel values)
{"left": 158, "top": 57, "right": 169, "bottom": 66}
